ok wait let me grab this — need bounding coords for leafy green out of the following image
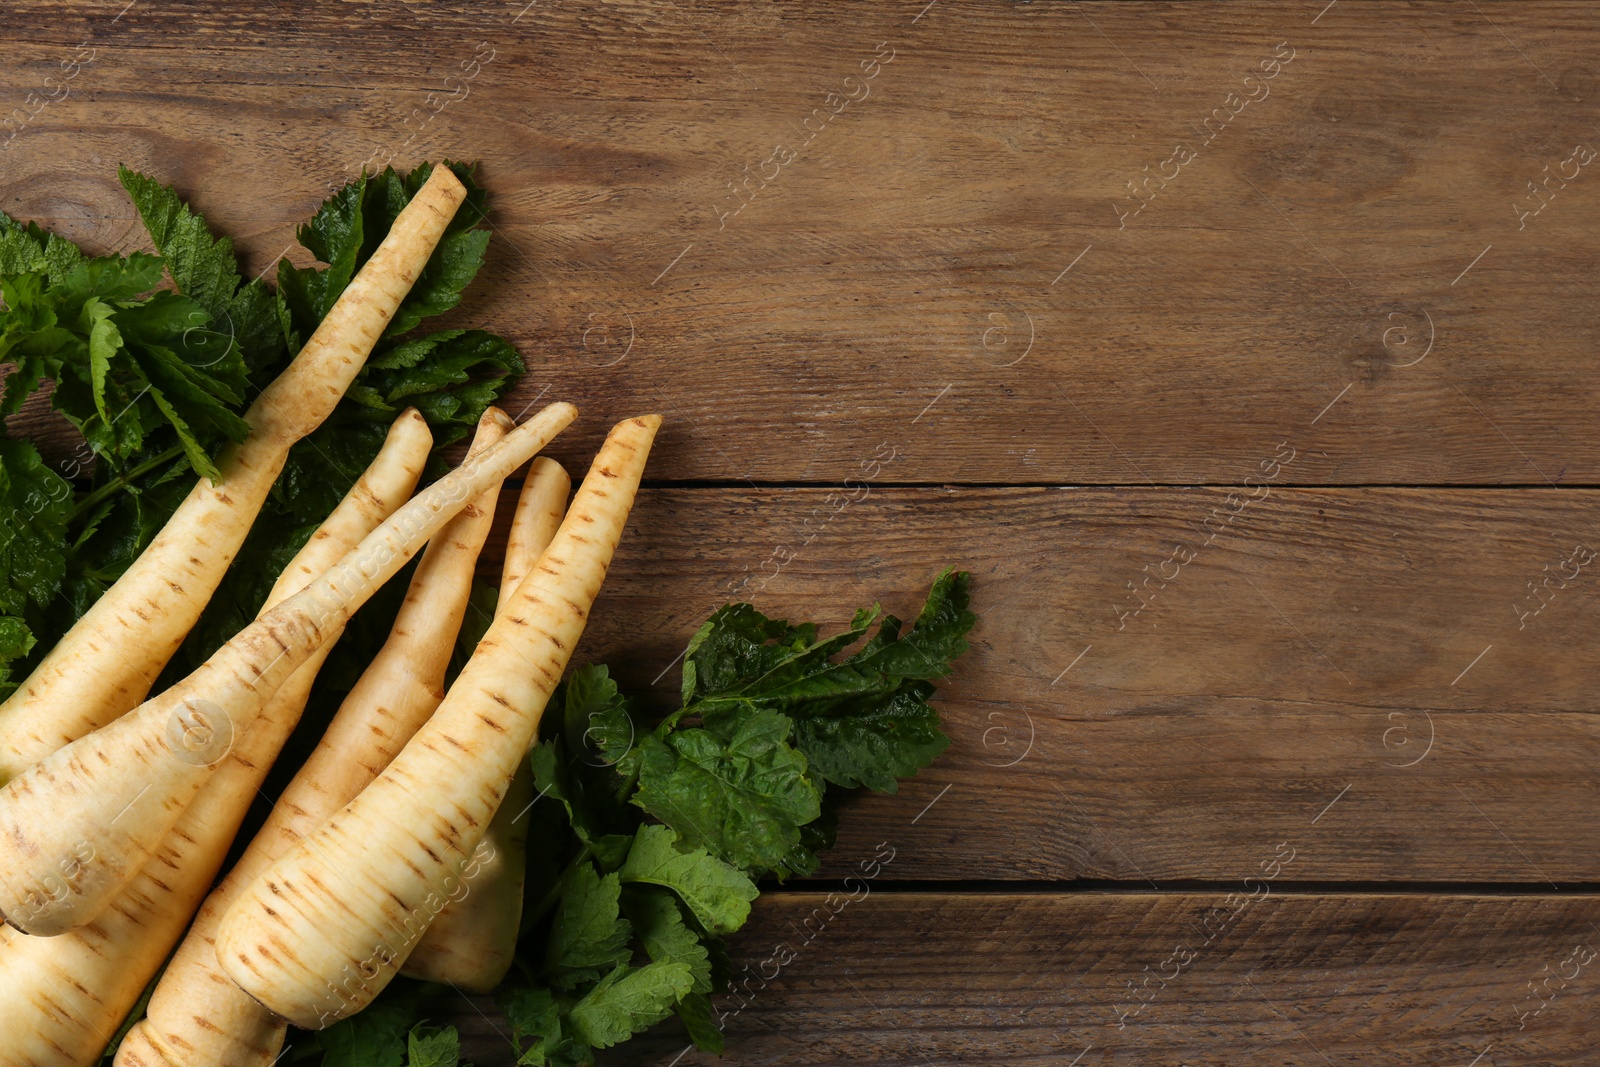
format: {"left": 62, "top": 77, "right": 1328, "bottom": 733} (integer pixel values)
{"left": 0, "top": 235, "right": 253, "bottom": 481}
{"left": 618, "top": 824, "right": 758, "bottom": 936}
{"left": 117, "top": 166, "right": 285, "bottom": 377}
{"left": 621, "top": 884, "right": 713, "bottom": 993}
{"left": 0, "top": 437, "right": 72, "bottom": 617}
{"left": 542, "top": 862, "right": 632, "bottom": 990}
{"left": 630, "top": 707, "right": 821, "bottom": 872}
{"left": 566, "top": 961, "right": 695, "bottom": 1050}
{"left": 502, "top": 987, "right": 588, "bottom": 1067}
{"left": 685, "top": 569, "right": 971, "bottom": 794}
{"left": 674, "top": 991, "right": 725, "bottom": 1054}
{"left": 405, "top": 1026, "right": 463, "bottom": 1067}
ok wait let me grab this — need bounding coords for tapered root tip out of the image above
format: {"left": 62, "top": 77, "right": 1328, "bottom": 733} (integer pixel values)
{"left": 426, "top": 163, "right": 468, "bottom": 203}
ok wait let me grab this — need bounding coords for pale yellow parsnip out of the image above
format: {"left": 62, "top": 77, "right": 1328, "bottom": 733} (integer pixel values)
{"left": 217, "top": 415, "right": 661, "bottom": 1028}
{"left": 0, "top": 165, "right": 471, "bottom": 785}
{"left": 403, "top": 455, "right": 573, "bottom": 990}
{"left": 0, "top": 408, "right": 431, "bottom": 1067}
{"left": 119, "top": 407, "right": 516, "bottom": 1067}
{"left": 0, "top": 402, "right": 576, "bottom": 937}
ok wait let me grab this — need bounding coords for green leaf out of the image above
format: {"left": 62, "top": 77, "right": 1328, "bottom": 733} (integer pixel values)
{"left": 566, "top": 961, "right": 694, "bottom": 1050}
{"left": 0, "top": 437, "right": 72, "bottom": 617}
{"left": 501, "top": 986, "right": 591, "bottom": 1067}
{"left": 84, "top": 297, "right": 120, "bottom": 422}
{"left": 631, "top": 709, "right": 821, "bottom": 873}
{"left": 0, "top": 211, "right": 49, "bottom": 276}
{"left": 682, "top": 570, "right": 972, "bottom": 794}
{"left": 619, "top": 824, "right": 757, "bottom": 936}
{"left": 296, "top": 172, "right": 370, "bottom": 313}
{"left": 0, "top": 616, "right": 35, "bottom": 662}
{"left": 790, "top": 683, "right": 951, "bottom": 794}
{"left": 319, "top": 1008, "right": 409, "bottom": 1067}
{"left": 557, "top": 665, "right": 637, "bottom": 773}
{"left": 621, "top": 883, "right": 713, "bottom": 993}
{"left": 542, "top": 862, "right": 632, "bottom": 989}
{"left": 383, "top": 226, "right": 490, "bottom": 338}
{"left": 528, "top": 742, "right": 635, "bottom": 871}
{"left": 674, "top": 991, "right": 725, "bottom": 1054}
{"left": 118, "top": 167, "right": 239, "bottom": 318}
{"left": 406, "top": 1025, "right": 462, "bottom": 1067}
{"left": 365, "top": 329, "right": 523, "bottom": 446}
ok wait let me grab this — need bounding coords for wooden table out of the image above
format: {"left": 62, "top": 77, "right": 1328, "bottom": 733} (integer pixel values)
{"left": 8, "top": 1, "right": 1600, "bottom": 1063}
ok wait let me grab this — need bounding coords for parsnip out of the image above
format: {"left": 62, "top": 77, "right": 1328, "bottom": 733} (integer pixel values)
{"left": 0, "top": 165, "right": 470, "bottom": 785}
{"left": 0, "top": 402, "right": 577, "bottom": 936}
{"left": 403, "top": 455, "right": 572, "bottom": 990}
{"left": 217, "top": 415, "right": 661, "bottom": 1028}
{"left": 118, "top": 408, "right": 517, "bottom": 1067}
{"left": 0, "top": 409, "right": 431, "bottom": 1067}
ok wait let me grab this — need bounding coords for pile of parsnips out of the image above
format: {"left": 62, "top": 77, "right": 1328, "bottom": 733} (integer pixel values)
{"left": 0, "top": 166, "right": 658, "bottom": 1067}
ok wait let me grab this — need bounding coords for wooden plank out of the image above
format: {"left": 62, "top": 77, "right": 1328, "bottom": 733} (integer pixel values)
{"left": 5, "top": 2, "right": 1600, "bottom": 482}
{"left": 483, "top": 485, "right": 1600, "bottom": 883}
{"left": 439, "top": 891, "right": 1600, "bottom": 1065}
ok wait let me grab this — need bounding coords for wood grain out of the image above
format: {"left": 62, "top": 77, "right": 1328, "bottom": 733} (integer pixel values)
{"left": 484, "top": 485, "right": 1600, "bottom": 883}
{"left": 5, "top": 1, "right": 1600, "bottom": 482}
{"left": 437, "top": 892, "right": 1600, "bottom": 1066}
{"left": 7, "top": 2, "right": 1600, "bottom": 1061}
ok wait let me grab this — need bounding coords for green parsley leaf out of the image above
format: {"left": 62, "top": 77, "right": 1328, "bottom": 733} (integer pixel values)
{"left": 679, "top": 570, "right": 972, "bottom": 794}
{"left": 528, "top": 742, "right": 634, "bottom": 872}
{"left": 618, "top": 824, "right": 757, "bottom": 936}
{"left": 405, "top": 1025, "right": 462, "bottom": 1067}
{"left": 790, "top": 682, "right": 950, "bottom": 794}
{"left": 501, "top": 987, "right": 592, "bottom": 1067}
{"left": 620, "top": 883, "right": 713, "bottom": 993}
{"left": 362, "top": 329, "right": 523, "bottom": 447}
{"left": 542, "top": 862, "right": 632, "bottom": 990}
{"left": 630, "top": 708, "right": 821, "bottom": 872}
{"left": 0, "top": 616, "right": 35, "bottom": 695}
{"left": 0, "top": 437, "right": 72, "bottom": 617}
{"left": 117, "top": 166, "right": 286, "bottom": 377}
{"left": 673, "top": 992, "right": 725, "bottom": 1054}
{"left": 556, "top": 665, "right": 637, "bottom": 776}
{"left": 565, "top": 961, "right": 694, "bottom": 1050}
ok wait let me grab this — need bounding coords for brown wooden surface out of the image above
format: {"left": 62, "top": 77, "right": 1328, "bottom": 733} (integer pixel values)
{"left": 519, "top": 485, "right": 1600, "bottom": 885}
{"left": 441, "top": 893, "right": 1600, "bottom": 1066}
{"left": 7, "top": 0, "right": 1600, "bottom": 1063}
{"left": 7, "top": 1, "right": 1600, "bottom": 484}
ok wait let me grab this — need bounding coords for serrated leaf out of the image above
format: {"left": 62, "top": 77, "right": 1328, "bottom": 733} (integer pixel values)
{"left": 501, "top": 986, "right": 591, "bottom": 1067}
{"left": 680, "top": 570, "right": 972, "bottom": 796}
{"left": 0, "top": 615, "right": 35, "bottom": 697}
{"left": 631, "top": 710, "right": 821, "bottom": 873}
{"left": 566, "top": 961, "right": 694, "bottom": 1050}
{"left": 558, "top": 664, "right": 637, "bottom": 773}
{"left": 622, "top": 884, "right": 713, "bottom": 996}
{"left": 0, "top": 437, "right": 72, "bottom": 617}
{"left": 790, "top": 683, "right": 951, "bottom": 793}
{"left": 542, "top": 862, "right": 632, "bottom": 989}
{"left": 365, "top": 329, "right": 523, "bottom": 446}
{"left": 674, "top": 991, "right": 725, "bottom": 1054}
{"left": 618, "top": 824, "right": 757, "bottom": 936}
{"left": 117, "top": 167, "right": 243, "bottom": 321}
{"left": 406, "top": 1025, "right": 462, "bottom": 1067}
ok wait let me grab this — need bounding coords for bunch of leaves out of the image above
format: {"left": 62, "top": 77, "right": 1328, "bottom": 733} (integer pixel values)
{"left": 290, "top": 571, "right": 972, "bottom": 1066}
{"left": 0, "top": 160, "right": 528, "bottom": 701}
